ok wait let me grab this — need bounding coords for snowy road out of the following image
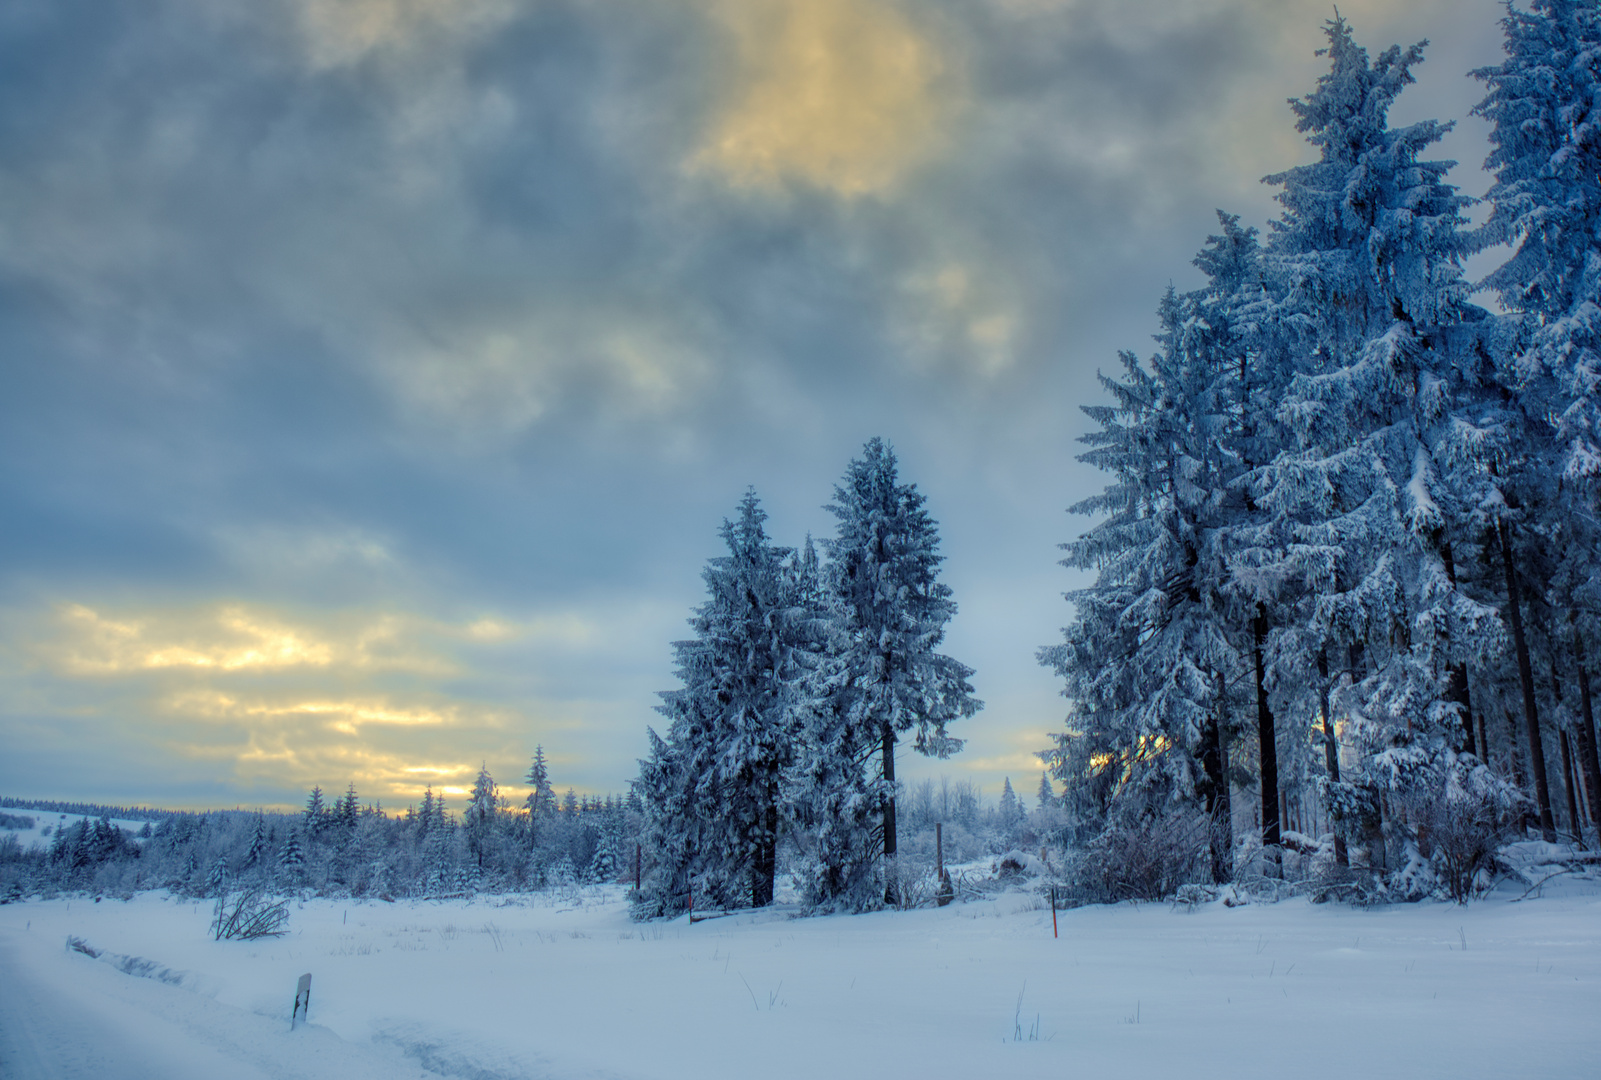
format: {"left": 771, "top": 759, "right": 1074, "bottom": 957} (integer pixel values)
{"left": 0, "top": 931, "right": 245, "bottom": 1079}
{"left": 0, "top": 929, "right": 435, "bottom": 1080}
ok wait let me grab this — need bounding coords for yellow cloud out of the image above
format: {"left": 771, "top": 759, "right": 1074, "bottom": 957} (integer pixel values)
{"left": 47, "top": 603, "right": 430, "bottom": 676}
{"left": 34, "top": 600, "right": 617, "bottom": 681}
{"left": 169, "top": 689, "right": 459, "bottom": 733}
{"left": 693, "top": 0, "right": 955, "bottom": 196}
{"left": 53, "top": 603, "right": 334, "bottom": 674}
{"left": 223, "top": 733, "right": 485, "bottom": 806}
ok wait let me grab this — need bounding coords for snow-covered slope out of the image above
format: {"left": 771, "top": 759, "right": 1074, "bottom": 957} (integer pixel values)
{"left": 1, "top": 810, "right": 149, "bottom": 853}
{"left": 1, "top": 883, "right": 1597, "bottom": 1079}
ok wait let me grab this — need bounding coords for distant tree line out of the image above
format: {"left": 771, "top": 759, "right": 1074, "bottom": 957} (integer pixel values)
{"left": 1043, "top": 8, "right": 1601, "bottom": 904}
{"left": 0, "top": 796, "right": 169, "bottom": 822}
{"left": 0, "top": 748, "right": 641, "bottom": 902}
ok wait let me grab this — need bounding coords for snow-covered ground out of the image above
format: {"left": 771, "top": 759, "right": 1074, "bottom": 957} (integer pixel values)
{"left": 2, "top": 879, "right": 1598, "bottom": 1080}
{"left": 1, "top": 810, "right": 150, "bottom": 852}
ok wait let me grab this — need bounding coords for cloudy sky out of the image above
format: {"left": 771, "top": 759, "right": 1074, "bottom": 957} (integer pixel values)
{"left": 0, "top": 0, "right": 1510, "bottom": 812}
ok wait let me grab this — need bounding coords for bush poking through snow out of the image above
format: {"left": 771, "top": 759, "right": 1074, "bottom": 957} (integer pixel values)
{"left": 66, "top": 934, "right": 101, "bottom": 957}
{"left": 1405, "top": 755, "right": 1525, "bottom": 904}
{"left": 1066, "top": 811, "right": 1209, "bottom": 903}
{"left": 211, "top": 887, "right": 290, "bottom": 940}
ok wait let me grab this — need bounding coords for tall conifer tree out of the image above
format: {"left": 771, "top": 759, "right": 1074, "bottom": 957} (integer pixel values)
{"left": 817, "top": 438, "right": 979, "bottom": 905}
{"left": 638, "top": 491, "right": 814, "bottom": 913}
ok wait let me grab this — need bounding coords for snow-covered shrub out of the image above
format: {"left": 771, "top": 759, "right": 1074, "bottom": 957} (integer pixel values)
{"left": 1066, "top": 810, "right": 1209, "bottom": 903}
{"left": 210, "top": 887, "right": 289, "bottom": 940}
{"left": 789, "top": 846, "right": 883, "bottom": 914}
{"left": 1329, "top": 743, "right": 1524, "bottom": 902}
{"left": 1404, "top": 753, "right": 1526, "bottom": 903}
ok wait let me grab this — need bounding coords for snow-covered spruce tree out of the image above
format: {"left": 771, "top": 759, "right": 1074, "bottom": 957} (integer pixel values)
{"left": 635, "top": 490, "right": 813, "bottom": 916}
{"left": 588, "top": 824, "right": 621, "bottom": 884}
{"left": 1242, "top": 17, "right": 1517, "bottom": 877}
{"left": 243, "top": 814, "right": 268, "bottom": 872}
{"left": 799, "top": 439, "right": 979, "bottom": 908}
{"left": 1041, "top": 219, "right": 1263, "bottom": 890}
{"left": 1473, "top": 0, "right": 1601, "bottom": 484}
{"left": 1473, "top": 0, "right": 1601, "bottom": 839}
{"left": 786, "top": 663, "right": 882, "bottom": 910}
{"left": 337, "top": 784, "right": 360, "bottom": 832}
{"left": 303, "top": 786, "right": 326, "bottom": 840}
{"left": 277, "top": 830, "right": 305, "bottom": 885}
{"left": 784, "top": 530, "right": 880, "bottom": 909}
{"left": 414, "top": 787, "right": 437, "bottom": 838}
{"left": 634, "top": 728, "right": 694, "bottom": 912}
{"left": 791, "top": 445, "right": 979, "bottom": 902}
{"left": 424, "top": 809, "right": 456, "bottom": 896}
{"left": 1035, "top": 772, "right": 1055, "bottom": 811}
{"left": 465, "top": 765, "right": 498, "bottom": 871}
{"left": 524, "top": 746, "right": 556, "bottom": 836}
{"left": 997, "top": 777, "right": 1023, "bottom": 838}
{"left": 205, "top": 855, "right": 229, "bottom": 898}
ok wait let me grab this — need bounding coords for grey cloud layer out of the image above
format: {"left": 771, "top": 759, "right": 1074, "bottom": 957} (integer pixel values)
{"left": 0, "top": 0, "right": 1507, "bottom": 807}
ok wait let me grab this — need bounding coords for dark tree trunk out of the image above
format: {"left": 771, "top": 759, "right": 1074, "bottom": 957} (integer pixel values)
{"left": 752, "top": 799, "right": 778, "bottom": 907}
{"left": 1498, "top": 521, "right": 1556, "bottom": 840}
{"left": 1505, "top": 710, "right": 1527, "bottom": 787}
{"left": 1316, "top": 651, "right": 1349, "bottom": 868}
{"left": 1476, "top": 709, "right": 1489, "bottom": 765}
{"left": 1204, "top": 670, "right": 1234, "bottom": 884}
{"left": 1439, "top": 540, "right": 1477, "bottom": 753}
{"left": 882, "top": 727, "right": 898, "bottom": 905}
{"left": 1254, "top": 608, "right": 1281, "bottom": 876}
{"left": 1560, "top": 730, "right": 1582, "bottom": 845}
{"left": 1449, "top": 664, "right": 1476, "bottom": 755}
{"left": 1575, "top": 629, "right": 1601, "bottom": 838}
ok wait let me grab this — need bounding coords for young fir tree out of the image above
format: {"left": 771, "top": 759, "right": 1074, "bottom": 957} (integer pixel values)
{"left": 278, "top": 830, "right": 306, "bottom": 881}
{"left": 997, "top": 778, "right": 1023, "bottom": 835}
{"left": 638, "top": 490, "right": 812, "bottom": 913}
{"left": 243, "top": 814, "right": 268, "bottom": 870}
{"left": 588, "top": 825, "right": 621, "bottom": 884}
{"left": 415, "top": 787, "right": 436, "bottom": 838}
{"left": 337, "top": 784, "right": 360, "bottom": 832}
{"left": 811, "top": 438, "right": 980, "bottom": 907}
{"left": 1035, "top": 772, "right": 1056, "bottom": 811}
{"left": 205, "top": 855, "right": 229, "bottom": 897}
{"left": 465, "top": 765, "right": 498, "bottom": 870}
{"left": 525, "top": 747, "right": 556, "bottom": 826}
{"left": 424, "top": 808, "right": 454, "bottom": 895}
{"left": 303, "top": 786, "right": 326, "bottom": 839}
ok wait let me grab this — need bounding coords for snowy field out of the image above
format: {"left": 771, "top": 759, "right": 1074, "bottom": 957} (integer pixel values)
{"left": 2, "top": 880, "right": 1598, "bottom": 1080}
{"left": 1, "top": 811, "right": 150, "bottom": 852}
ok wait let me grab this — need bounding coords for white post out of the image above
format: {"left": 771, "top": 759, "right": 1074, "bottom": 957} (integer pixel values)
{"left": 291, "top": 973, "right": 312, "bottom": 1030}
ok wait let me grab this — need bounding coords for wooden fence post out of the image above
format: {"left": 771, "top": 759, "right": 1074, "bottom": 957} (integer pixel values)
{"left": 935, "top": 823, "right": 954, "bottom": 907}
